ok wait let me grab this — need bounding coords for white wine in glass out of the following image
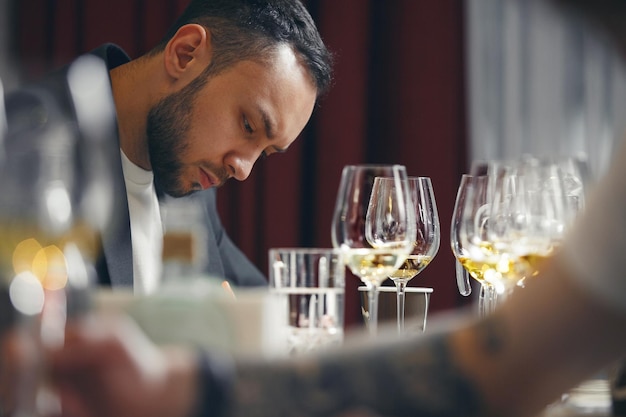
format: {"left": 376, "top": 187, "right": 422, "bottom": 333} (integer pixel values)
{"left": 450, "top": 174, "right": 499, "bottom": 316}
{"left": 331, "top": 164, "right": 415, "bottom": 335}
{"left": 486, "top": 156, "right": 577, "bottom": 292}
{"left": 370, "top": 176, "right": 440, "bottom": 334}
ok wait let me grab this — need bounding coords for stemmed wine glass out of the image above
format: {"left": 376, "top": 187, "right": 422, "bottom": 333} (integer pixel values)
{"left": 369, "top": 176, "right": 440, "bottom": 334}
{"left": 450, "top": 174, "right": 499, "bottom": 316}
{"left": 486, "top": 156, "right": 585, "bottom": 293}
{"left": 331, "top": 164, "right": 416, "bottom": 335}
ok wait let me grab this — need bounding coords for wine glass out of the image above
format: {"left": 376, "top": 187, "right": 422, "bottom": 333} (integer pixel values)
{"left": 369, "top": 176, "right": 440, "bottom": 334}
{"left": 486, "top": 156, "right": 585, "bottom": 292}
{"left": 450, "top": 174, "right": 499, "bottom": 316}
{"left": 466, "top": 160, "right": 496, "bottom": 307}
{"left": 331, "top": 164, "right": 415, "bottom": 335}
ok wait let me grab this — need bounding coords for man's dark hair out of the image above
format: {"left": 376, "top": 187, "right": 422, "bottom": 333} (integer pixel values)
{"left": 150, "top": 0, "right": 333, "bottom": 95}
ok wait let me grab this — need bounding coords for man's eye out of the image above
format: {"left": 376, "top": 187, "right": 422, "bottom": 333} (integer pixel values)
{"left": 243, "top": 116, "right": 253, "bottom": 134}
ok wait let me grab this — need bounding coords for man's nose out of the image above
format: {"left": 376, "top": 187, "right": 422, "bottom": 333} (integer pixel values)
{"left": 225, "top": 154, "right": 255, "bottom": 181}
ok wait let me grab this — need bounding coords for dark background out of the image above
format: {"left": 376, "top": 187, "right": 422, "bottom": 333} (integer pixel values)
{"left": 9, "top": 0, "right": 471, "bottom": 327}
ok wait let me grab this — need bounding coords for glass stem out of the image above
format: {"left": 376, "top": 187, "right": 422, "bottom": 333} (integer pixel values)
{"left": 478, "top": 284, "right": 498, "bottom": 317}
{"left": 395, "top": 279, "right": 408, "bottom": 335}
{"left": 487, "top": 285, "right": 498, "bottom": 314}
{"left": 478, "top": 284, "right": 488, "bottom": 317}
{"left": 367, "top": 285, "right": 380, "bottom": 335}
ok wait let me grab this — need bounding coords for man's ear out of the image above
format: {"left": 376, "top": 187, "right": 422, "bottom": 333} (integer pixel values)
{"left": 163, "top": 24, "right": 212, "bottom": 82}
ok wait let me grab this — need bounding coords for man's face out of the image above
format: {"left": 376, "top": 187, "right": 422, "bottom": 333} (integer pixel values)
{"left": 146, "top": 45, "right": 317, "bottom": 197}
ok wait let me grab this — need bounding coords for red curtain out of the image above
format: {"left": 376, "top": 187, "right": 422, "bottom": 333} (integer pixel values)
{"left": 13, "top": 0, "right": 470, "bottom": 328}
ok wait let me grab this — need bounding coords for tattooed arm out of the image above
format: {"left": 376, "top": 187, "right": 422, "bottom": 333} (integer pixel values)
{"left": 231, "top": 328, "right": 482, "bottom": 417}
{"left": 226, "top": 251, "right": 626, "bottom": 417}
{"left": 45, "top": 248, "right": 626, "bottom": 417}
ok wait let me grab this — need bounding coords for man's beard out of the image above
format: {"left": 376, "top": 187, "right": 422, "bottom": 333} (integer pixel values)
{"left": 146, "top": 80, "right": 199, "bottom": 198}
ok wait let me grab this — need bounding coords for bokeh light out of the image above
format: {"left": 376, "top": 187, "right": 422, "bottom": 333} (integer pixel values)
{"left": 11, "top": 237, "right": 69, "bottom": 291}
{"left": 9, "top": 271, "right": 45, "bottom": 315}
{"left": 33, "top": 245, "right": 68, "bottom": 290}
{"left": 12, "top": 237, "right": 43, "bottom": 274}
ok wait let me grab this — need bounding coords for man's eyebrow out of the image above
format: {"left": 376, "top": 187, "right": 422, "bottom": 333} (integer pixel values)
{"left": 258, "top": 107, "right": 276, "bottom": 139}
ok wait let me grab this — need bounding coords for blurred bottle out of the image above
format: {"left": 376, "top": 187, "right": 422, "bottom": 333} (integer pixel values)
{"left": 160, "top": 194, "right": 209, "bottom": 286}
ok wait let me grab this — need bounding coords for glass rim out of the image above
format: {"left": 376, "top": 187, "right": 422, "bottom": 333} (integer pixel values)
{"left": 342, "top": 163, "right": 407, "bottom": 170}
{"left": 374, "top": 175, "right": 432, "bottom": 181}
{"left": 269, "top": 247, "right": 341, "bottom": 254}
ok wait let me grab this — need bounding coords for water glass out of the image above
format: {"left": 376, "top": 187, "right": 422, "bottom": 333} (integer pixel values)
{"left": 268, "top": 248, "right": 345, "bottom": 356}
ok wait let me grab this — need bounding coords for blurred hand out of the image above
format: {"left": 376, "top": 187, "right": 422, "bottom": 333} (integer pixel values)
{"left": 49, "top": 313, "right": 198, "bottom": 417}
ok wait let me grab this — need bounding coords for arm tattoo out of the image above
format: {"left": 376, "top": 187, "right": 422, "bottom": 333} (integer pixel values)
{"left": 228, "top": 333, "right": 487, "bottom": 417}
{"left": 475, "top": 315, "right": 506, "bottom": 356}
